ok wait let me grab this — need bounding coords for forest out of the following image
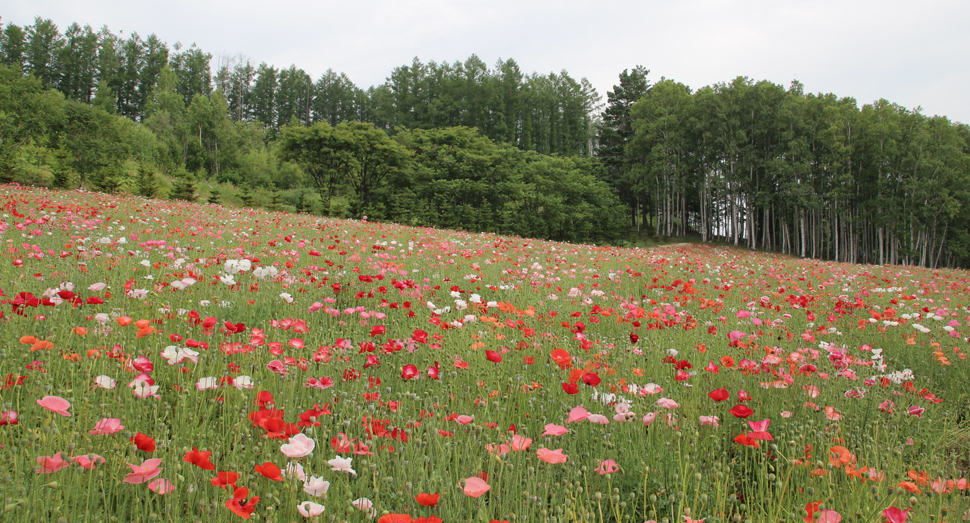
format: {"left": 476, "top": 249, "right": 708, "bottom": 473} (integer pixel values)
{"left": 2, "top": 16, "right": 969, "bottom": 267}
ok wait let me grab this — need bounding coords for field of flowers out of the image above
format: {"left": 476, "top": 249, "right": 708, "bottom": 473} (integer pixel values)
{"left": 0, "top": 184, "right": 969, "bottom": 523}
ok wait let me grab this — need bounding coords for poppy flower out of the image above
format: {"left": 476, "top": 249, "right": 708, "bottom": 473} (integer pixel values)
{"left": 255, "top": 462, "right": 284, "bottom": 481}
{"left": 414, "top": 492, "right": 440, "bottom": 506}
{"left": 402, "top": 364, "right": 419, "bottom": 380}
{"left": 414, "top": 518, "right": 443, "bottom": 523}
{"left": 123, "top": 458, "right": 163, "bottom": 484}
{"left": 211, "top": 471, "right": 239, "bottom": 489}
{"left": 595, "top": 459, "right": 619, "bottom": 475}
{"left": 226, "top": 486, "right": 260, "bottom": 519}
{"left": 328, "top": 456, "right": 356, "bottom": 475}
{"left": 510, "top": 435, "right": 532, "bottom": 451}
{"left": 561, "top": 382, "right": 579, "bottom": 394}
{"left": 280, "top": 433, "right": 315, "bottom": 459}
{"left": 485, "top": 350, "right": 502, "bottom": 363}
{"left": 378, "top": 515, "right": 412, "bottom": 523}
{"left": 542, "top": 424, "right": 569, "bottom": 436}
{"left": 72, "top": 454, "right": 105, "bottom": 470}
{"left": 303, "top": 476, "right": 330, "bottom": 497}
{"left": 581, "top": 372, "right": 601, "bottom": 387}
{"left": 149, "top": 478, "right": 176, "bottom": 495}
{"left": 882, "top": 507, "right": 909, "bottom": 523}
{"left": 733, "top": 434, "right": 760, "bottom": 448}
{"left": 131, "top": 432, "right": 156, "bottom": 452}
{"left": 567, "top": 405, "right": 590, "bottom": 423}
{"left": 708, "top": 389, "right": 729, "bottom": 402}
{"left": 537, "top": 448, "right": 568, "bottom": 463}
{"left": 728, "top": 405, "right": 754, "bottom": 418}
{"left": 183, "top": 447, "right": 216, "bottom": 470}
{"left": 37, "top": 395, "right": 71, "bottom": 417}
{"left": 89, "top": 417, "right": 125, "bottom": 435}
{"left": 36, "top": 452, "right": 69, "bottom": 473}
{"left": 297, "top": 501, "right": 325, "bottom": 517}
{"left": 427, "top": 361, "right": 440, "bottom": 380}
{"left": 463, "top": 476, "right": 490, "bottom": 497}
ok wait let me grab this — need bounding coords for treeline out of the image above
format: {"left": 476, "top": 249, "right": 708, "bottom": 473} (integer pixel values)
{"left": 1, "top": 17, "right": 598, "bottom": 156}
{"left": 0, "top": 17, "right": 623, "bottom": 244}
{"left": 600, "top": 69, "right": 970, "bottom": 268}
{"left": 4, "top": 16, "right": 970, "bottom": 267}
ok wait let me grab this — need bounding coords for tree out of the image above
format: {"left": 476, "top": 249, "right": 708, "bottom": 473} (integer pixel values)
{"left": 25, "top": 18, "right": 64, "bottom": 88}
{"left": 0, "top": 66, "right": 65, "bottom": 181}
{"left": 1, "top": 23, "right": 27, "bottom": 73}
{"left": 597, "top": 66, "right": 650, "bottom": 227}
{"left": 58, "top": 100, "right": 129, "bottom": 188}
{"left": 278, "top": 122, "right": 341, "bottom": 214}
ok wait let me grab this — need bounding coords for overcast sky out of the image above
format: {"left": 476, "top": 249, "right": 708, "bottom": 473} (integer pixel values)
{"left": 6, "top": 0, "right": 969, "bottom": 124}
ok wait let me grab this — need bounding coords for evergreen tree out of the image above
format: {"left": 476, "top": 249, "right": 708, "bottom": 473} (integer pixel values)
{"left": 170, "top": 170, "right": 197, "bottom": 201}
{"left": 597, "top": 66, "right": 650, "bottom": 227}
{"left": 136, "top": 164, "right": 159, "bottom": 198}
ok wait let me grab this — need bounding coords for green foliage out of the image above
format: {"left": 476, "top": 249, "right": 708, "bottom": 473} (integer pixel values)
{"left": 136, "top": 164, "right": 159, "bottom": 198}
{"left": 170, "top": 170, "right": 197, "bottom": 201}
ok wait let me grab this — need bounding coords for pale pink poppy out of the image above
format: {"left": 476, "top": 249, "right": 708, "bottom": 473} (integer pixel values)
{"left": 656, "top": 398, "right": 679, "bottom": 409}
{"left": 537, "top": 448, "right": 568, "bottom": 464}
{"left": 510, "top": 435, "right": 533, "bottom": 451}
{"left": 36, "top": 452, "right": 69, "bottom": 473}
{"left": 303, "top": 476, "right": 330, "bottom": 497}
{"left": 567, "top": 406, "right": 589, "bottom": 423}
{"left": 642, "top": 383, "right": 663, "bottom": 395}
{"left": 281, "top": 433, "right": 315, "bottom": 459}
{"left": 642, "top": 412, "right": 658, "bottom": 426}
{"left": 72, "top": 454, "right": 105, "bottom": 470}
{"left": 94, "top": 375, "right": 116, "bottom": 389}
{"left": 586, "top": 414, "right": 609, "bottom": 425}
{"left": 736, "top": 311, "right": 751, "bottom": 319}
{"left": 123, "top": 458, "right": 163, "bottom": 484}
{"left": 780, "top": 411, "right": 793, "bottom": 418}
{"left": 89, "top": 417, "right": 125, "bottom": 435}
{"left": 455, "top": 415, "right": 474, "bottom": 425}
{"left": 463, "top": 476, "right": 491, "bottom": 497}
{"left": 542, "top": 424, "right": 569, "bottom": 436}
{"left": 594, "top": 459, "right": 619, "bottom": 475}
{"left": 149, "top": 478, "right": 176, "bottom": 495}
{"left": 698, "top": 416, "right": 719, "bottom": 427}
{"left": 327, "top": 456, "right": 356, "bottom": 475}
{"left": 37, "top": 396, "right": 71, "bottom": 417}
{"left": 297, "top": 501, "right": 325, "bottom": 517}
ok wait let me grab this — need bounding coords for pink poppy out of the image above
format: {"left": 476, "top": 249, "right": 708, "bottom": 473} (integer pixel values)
{"left": 816, "top": 510, "right": 841, "bottom": 523}
{"left": 455, "top": 415, "right": 474, "bottom": 425}
{"left": 594, "top": 459, "right": 619, "bottom": 475}
{"left": 542, "top": 424, "right": 569, "bottom": 436}
{"left": 536, "top": 448, "right": 568, "bottom": 464}
{"left": 586, "top": 414, "right": 609, "bottom": 425}
{"left": 510, "top": 435, "right": 532, "bottom": 451}
{"left": 297, "top": 501, "right": 325, "bottom": 517}
{"left": 36, "top": 452, "right": 69, "bottom": 473}
{"left": 882, "top": 507, "right": 908, "bottom": 523}
{"left": 463, "top": 476, "right": 491, "bottom": 497}
{"left": 124, "top": 458, "right": 163, "bottom": 484}
{"left": 486, "top": 443, "right": 510, "bottom": 455}
{"left": 37, "top": 395, "right": 71, "bottom": 417}
{"left": 567, "top": 405, "right": 589, "bottom": 423}
{"left": 149, "top": 478, "right": 176, "bottom": 495}
{"left": 72, "top": 454, "right": 105, "bottom": 470}
{"left": 89, "top": 417, "right": 125, "bottom": 435}
{"left": 656, "top": 398, "right": 679, "bottom": 409}
{"left": 642, "top": 412, "right": 658, "bottom": 426}
{"left": 908, "top": 406, "right": 925, "bottom": 418}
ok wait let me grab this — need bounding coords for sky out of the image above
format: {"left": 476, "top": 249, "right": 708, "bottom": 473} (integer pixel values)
{"left": 6, "top": 0, "right": 970, "bottom": 124}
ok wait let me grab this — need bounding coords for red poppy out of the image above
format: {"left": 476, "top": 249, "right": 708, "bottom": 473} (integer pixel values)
{"left": 734, "top": 434, "right": 760, "bottom": 448}
{"left": 414, "top": 518, "right": 443, "bottom": 523}
{"left": 211, "top": 471, "right": 239, "bottom": 489}
{"left": 729, "top": 405, "right": 754, "bottom": 418}
{"left": 708, "top": 388, "right": 730, "bottom": 402}
{"left": 414, "top": 492, "right": 440, "bottom": 507}
{"left": 378, "top": 515, "right": 413, "bottom": 523}
{"left": 581, "top": 372, "right": 601, "bottom": 387}
{"left": 561, "top": 382, "right": 579, "bottom": 394}
{"left": 550, "top": 348, "right": 572, "bottom": 369}
{"left": 183, "top": 447, "right": 215, "bottom": 470}
{"left": 485, "top": 350, "right": 502, "bottom": 363}
{"left": 226, "top": 486, "right": 259, "bottom": 519}
{"left": 629, "top": 333, "right": 639, "bottom": 344}
{"left": 402, "top": 364, "right": 419, "bottom": 380}
{"left": 254, "top": 462, "right": 283, "bottom": 481}
{"left": 130, "top": 433, "right": 156, "bottom": 452}
{"left": 427, "top": 361, "right": 440, "bottom": 380}
{"left": 254, "top": 390, "right": 274, "bottom": 406}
